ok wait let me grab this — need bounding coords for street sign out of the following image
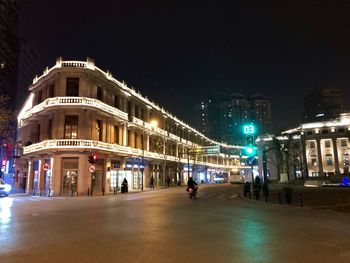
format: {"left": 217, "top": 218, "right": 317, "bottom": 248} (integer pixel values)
{"left": 42, "top": 163, "right": 50, "bottom": 171}
{"left": 247, "top": 156, "right": 257, "bottom": 166}
{"left": 190, "top": 145, "right": 220, "bottom": 156}
{"left": 88, "top": 165, "right": 96, "bottom": 173}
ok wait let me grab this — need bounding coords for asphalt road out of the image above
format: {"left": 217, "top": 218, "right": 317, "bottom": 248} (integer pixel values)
{"left": 0, "top": 184, "right": 350, "bottom": 263}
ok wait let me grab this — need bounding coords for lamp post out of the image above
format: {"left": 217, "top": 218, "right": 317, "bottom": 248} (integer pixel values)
{"left": 141, "top": 121, "right": 145, "bottom": 191}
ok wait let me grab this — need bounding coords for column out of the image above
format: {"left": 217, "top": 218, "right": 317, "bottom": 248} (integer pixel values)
{"left": 332, "top": 137, "right": 340, "bottom": 175}
{"left": 122, "top": 123, "right": 127, "bottom": 146}
{"left": 26, "top": 160, "right": 33, "bottom": 194}
{"left": 52, "top": 155, "right": 62, "bottom": 196}
{"left": 78, "top": 155, "right": 89, "bottom": 195}
{"left": 301, "top": 137, "right": 309, "bottom": 179}
{"left": 146, "top": 133, "right": 150, "bottom": 151}
{"left": 316, "top": 138, "right": 324, "bottom": 176}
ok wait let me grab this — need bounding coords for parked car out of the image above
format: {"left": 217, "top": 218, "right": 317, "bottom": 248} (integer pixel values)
{"left": 0, "top": 179, "right": 11, "bottom": 197}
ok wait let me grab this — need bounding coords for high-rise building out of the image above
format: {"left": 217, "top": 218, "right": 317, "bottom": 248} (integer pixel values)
{"left": 0, "top": 0, "right": 19, "bottom": 105}
{"left": 193, "top": 98, "right": 221, "bottom": 141}
{"left": 194, "top": 93, "right": 272, "bottom": 145}
{"left": 16, "top": 38, "right": 40, "bottom": 108}
{"left": 303, "top": 88, "right": 343, "bottom": 122}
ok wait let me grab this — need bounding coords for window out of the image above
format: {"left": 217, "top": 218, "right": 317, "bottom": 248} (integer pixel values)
{"left": 322, "top": 130, "right": 328, "bottom": 134}
{"left": 36, "top": 90, "right": 42, "bottom": 104}
{"left": 344, "top": 157, "right": 350, "bottom": 166}
{"left": 97, "top": 86, "right": 102, "bottom": 101}
{"left": 307, "top": 131, "right": 313, "bottom": 135}
{"left": 114, "top": 95, "right": 119, "bottom": 109}
{"left": 338, "top": 128, "right": 345, "bottom": 133}
{"left": 311, "top": 158, "right": 317, "bottom": 166}
{"left": 127, "top": 101, "right": 132, "bottom": 115}
{"left": 64, "top": 116, "right": 78, "bottom": 139}
{"left": 341, "top": 139, "right": 347, "bottom": 147}
{"left": 325, "top": 140, "right": 331, "bottom": 148}
{"left": 127, "top": 130, "right": 131, "bottom": 146}
{"left": 48, "top": 119, "right": 53, "bottom": 139}
{"left": 135, "top": 105, "right": 139, "bottom": 118}
{"left": 310, "top": 141, "right": 316, "bottom": 149}
{"left": 114, "top": 125, "right": 119, "bottom": 144}
{"left": 48, "top": 83, "right": 55, "bottom": 97}
{"left": 96, "top": 120, "right": 102, "bottom": 141}
{"left": 66, "top": 78, "right": 79, "bottom": 96}
{"left": 35, "top": 124, "right": 40, "bottom": 142}
{"left": 141, "top": 109, "right": 145, "bottom": 121}
{"left": 326, "top": 156, "right": 333, "bottom": 166}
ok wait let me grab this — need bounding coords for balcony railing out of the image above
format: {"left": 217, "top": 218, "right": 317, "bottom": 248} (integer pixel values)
{"left": 22, "top": 139, "right": 240, "bottom": 169}
{"left": 21, "top": 97, "right": 128, "bottom": 122}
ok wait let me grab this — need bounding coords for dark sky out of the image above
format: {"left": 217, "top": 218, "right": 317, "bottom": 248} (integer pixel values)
{"left": 16, "top": 0, "right": 350, "bottom": 131}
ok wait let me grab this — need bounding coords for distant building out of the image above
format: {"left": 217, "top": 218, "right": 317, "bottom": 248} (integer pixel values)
{"left": 0, "top": 0, "right": 19, "bottom": 105}
{"left": 194, "top": 94, "right": 272, "bottom": 145}
{"left": 303, "top": 88, "right": 343, "bottom": 122}
{"left": 193, "top": 98, "right": 221, "bottom": 141}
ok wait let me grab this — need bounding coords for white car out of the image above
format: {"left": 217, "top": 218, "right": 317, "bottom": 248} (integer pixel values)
{"left": 0, "top": 179, "right": 11, "bottom": 196}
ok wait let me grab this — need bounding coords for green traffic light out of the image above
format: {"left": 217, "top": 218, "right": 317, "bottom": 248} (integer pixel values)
{"left": 245, "top": 146, "right": 256, "bottom": 156}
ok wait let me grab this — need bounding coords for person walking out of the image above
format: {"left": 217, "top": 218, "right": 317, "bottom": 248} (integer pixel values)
{"left": 253, "top": 176, "right": 261, "bottom": 201}
{"left": 150, "top": 176, "right": 154, "bottom": 190}
{"left": 166, "top": 176, "right": 171, "bottom": 187}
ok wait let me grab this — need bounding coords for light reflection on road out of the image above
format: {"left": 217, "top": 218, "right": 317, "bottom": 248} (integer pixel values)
{"left": 238, "top": 217, "right": 271, "bottom": 262}
{"left": 0, "top": 197, "right": 13, "bottom": 239}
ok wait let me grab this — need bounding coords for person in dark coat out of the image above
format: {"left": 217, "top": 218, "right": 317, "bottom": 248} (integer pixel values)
{"left": 253, "top": 176, "right": 261, "bottom": 201}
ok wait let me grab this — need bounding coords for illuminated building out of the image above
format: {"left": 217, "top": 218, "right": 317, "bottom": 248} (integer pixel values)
{"left": 16, "top": 58, "right": 248, "bottom": 195}
{"left": 258, "top": 113, "right": 350, "bottom": 181}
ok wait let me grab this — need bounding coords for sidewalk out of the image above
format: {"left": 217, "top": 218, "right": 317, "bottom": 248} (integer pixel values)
{"left": 241, "top": 181, "right": 350, "bottom": 213}
{"left": 8, "top": 185, "right": 183, "bottom": 197}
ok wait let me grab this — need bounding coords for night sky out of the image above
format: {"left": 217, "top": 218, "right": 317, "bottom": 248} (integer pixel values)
{"left": 16, "top": 0, "right": 350, "bottom": 131}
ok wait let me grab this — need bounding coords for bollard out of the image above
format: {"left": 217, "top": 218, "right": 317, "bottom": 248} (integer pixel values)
{"left": 278, "top": 192, "right": 281, "bottom": 204}
{"left": 102, "top": 187, "right": 105, "bottom": 196}
{"left": 48, "top": 188, "right": 51, "bottom": 197}
{"left": 300, "top": 193, "right": 304, "bottom": 207}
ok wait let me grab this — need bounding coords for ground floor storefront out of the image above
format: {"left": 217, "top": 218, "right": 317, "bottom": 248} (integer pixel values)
{"left": 14, "top": 153, "right": 235, "bottom": 196}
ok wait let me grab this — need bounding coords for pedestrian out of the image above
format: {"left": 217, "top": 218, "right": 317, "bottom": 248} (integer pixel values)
{"left": 253, "top": 176, "right": 261, "bottom": 201}
{"left": 150, "top": 176, "right": 154, "bottom": 190}
{"left": 166, "top": 176, "right": 170, "bottom": 187}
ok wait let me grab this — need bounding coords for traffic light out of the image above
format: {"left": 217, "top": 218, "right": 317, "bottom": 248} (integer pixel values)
{"left": 245, "top": 134, "right": 256, "bottom": 156}
{"left": 88, "top": 154, "right": 97, "bottom": 164}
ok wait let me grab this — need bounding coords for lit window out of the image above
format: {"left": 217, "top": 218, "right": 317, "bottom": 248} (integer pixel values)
{"left": 64, "top": 115, "right": 78, "bottom": 139}
{"left": 341, "top": 140, "right": 347, "bottom": 147}
{"left": 325, "top": 141, "right": 331, "bottom": 148}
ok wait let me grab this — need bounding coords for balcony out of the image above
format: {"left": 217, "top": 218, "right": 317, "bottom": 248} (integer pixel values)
{"left": 22, "top": 139, "right": 240, "bottom": 169}
{"left": 21, "top": 97, "right": 128, "bottom": 123}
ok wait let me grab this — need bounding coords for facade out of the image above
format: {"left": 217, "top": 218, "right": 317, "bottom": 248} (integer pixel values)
{"left": 0, "top": 0, "right": 19, "bottom": 104}
{"left": 303, "top": 88, "right": 344, "bottom": 122}
{"left": 194, "top": 93, "right": 271, "bottom": 145}
{"left": 15, "top": 58, "right": 248, "bottom": 196}
{"left": 258, "top": 113, "right": 350, "bottom": 182}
